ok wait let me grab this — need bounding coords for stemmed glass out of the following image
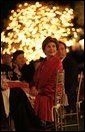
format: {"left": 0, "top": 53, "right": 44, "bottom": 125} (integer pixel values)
{"left": 17, "top": 73, "right": 21, "bottom": 80}
{"left": 8, "top": 71, "right": 13, "bottom": 80}
{"left": 1, "top": 72, "right": 6, "bottom": 79}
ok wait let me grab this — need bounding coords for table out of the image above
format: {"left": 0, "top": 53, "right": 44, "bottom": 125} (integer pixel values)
{"left": 1, "top": 80, "right": 33, "bottom": 117}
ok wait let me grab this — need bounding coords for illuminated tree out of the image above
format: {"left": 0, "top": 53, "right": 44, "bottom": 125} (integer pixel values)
{"left": 1, "top": 1, "right": 83, "bottom": 63}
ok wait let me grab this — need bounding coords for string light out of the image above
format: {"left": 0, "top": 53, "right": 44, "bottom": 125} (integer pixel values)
{"left": 1, "top": 1, "right": 83, "bottom": 63}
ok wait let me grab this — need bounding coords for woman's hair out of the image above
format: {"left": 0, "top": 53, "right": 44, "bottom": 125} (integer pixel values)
{"left": 12, "top": 50, "right": 24, "bottom": 61}
{"left": 42, "top": 36, "right": 58, "bottom": 51}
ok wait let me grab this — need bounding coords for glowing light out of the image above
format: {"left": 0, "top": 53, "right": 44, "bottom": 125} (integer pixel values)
{"left": 79, "top": 39, "right": 84, "bottom": 50}
{"left": 1, "top": 2, "right": 83, "bottom": 63}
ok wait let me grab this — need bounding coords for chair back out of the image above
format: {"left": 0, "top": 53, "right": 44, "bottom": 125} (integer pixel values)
{"left": 52, "top": 70, "right": 65, "bottom": 129}
{"left": 55, "top": 70, "right": 65, "bottom": 104}
{"left": 77, "top": 71, "right": 84, "bottom": 104}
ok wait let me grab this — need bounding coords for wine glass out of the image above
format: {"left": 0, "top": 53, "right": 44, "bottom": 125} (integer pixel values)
{"left": 17, "top": 73, "right": 21, "bottom": 80}
{"left": 8, "top": 71, "right": 13, "bottom": 80}
{"left": 1, "top": 72, "right": 6, "bottom": 79}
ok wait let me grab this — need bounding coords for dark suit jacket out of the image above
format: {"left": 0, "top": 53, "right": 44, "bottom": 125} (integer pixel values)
{"left": 62, "top": 53, "right": 78, "bottom": 94}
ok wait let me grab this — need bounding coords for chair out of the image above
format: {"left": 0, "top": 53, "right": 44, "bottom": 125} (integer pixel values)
{"left": 52, "top": 71, "right": 83, "bottom": 131}
{"left": 52, "top": 69, "right": 65, "bottom": 131}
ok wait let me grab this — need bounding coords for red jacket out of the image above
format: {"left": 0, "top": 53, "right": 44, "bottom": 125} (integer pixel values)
{"left": 33, "top": 54, "right": 63, "bottom": 121}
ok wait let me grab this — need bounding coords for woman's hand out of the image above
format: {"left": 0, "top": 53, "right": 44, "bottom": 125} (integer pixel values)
{"left": 29, "top": 86, "right": 38, "bottom": 96}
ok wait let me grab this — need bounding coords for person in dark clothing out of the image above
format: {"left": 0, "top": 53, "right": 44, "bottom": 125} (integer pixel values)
{"left": 58, "top": 41, "right": 78, "bottom": 113}
{"left": 10, "top": 50, "right": 47, "bottom": 130}
{"left": 1, "top": 53, "right": 17, "bottom": 81}
{"left": 12, "top": 50, "right": 35, "bottom": 83}
{"left": 12, "top": 50, "right": 44, "bottom": 85}
{"left": 1, "top": 50, "right": 46, "bottom": 131}
{"left": 9, "top": 88, "right": 44, "bottom": 131}
{"left": 1, "top": 54, "right": 12, "bottom": 79}
{"left": 1, "top": 81, "right": 44, "bottom": 131}
{"left": 1, "top": 53, "right": 12, "bottom": 68}
{"left": 1, "top": 73, "right": 44, "bottom": 131}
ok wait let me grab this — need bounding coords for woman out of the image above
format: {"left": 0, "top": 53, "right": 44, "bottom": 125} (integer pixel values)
{"left": 1, "top": 52, "right": 45, "bottom": 131}
{"left": 12, "top": 50, "right": 35, "bottom": 82}
{"left": 30, "top": 36, "right": 63, "bottom": 125}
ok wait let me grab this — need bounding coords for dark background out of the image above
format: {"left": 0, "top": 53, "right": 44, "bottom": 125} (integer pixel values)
{"left": 1, "top": 0, "right": 78, "bottom": 31}
{"left": 1, "top": 0, "right": 84, "bottom": 70}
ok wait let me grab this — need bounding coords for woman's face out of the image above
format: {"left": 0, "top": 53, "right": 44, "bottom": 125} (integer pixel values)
{"left": 44, "top": 42, "right": 57, "bottom": 58}
{"left": 15, "top": 54, "right": 26, "bottom": 68}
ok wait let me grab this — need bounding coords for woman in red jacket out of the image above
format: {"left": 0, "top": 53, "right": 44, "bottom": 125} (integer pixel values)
{"left": 30, "top": 36, "right": 63, "bottom": 126}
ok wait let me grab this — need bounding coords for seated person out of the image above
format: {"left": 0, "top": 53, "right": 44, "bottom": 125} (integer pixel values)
{"left": 1, "top": 74, "right": 45, "bottom": 131}
{"left": 30, "top": 36, "right": 63, "bottom": 128}
{"left": 1, "top": 50, "right": 49, "bottom": 131}
{"left": 12, "top": 50, "right": 35, "bottom": 83}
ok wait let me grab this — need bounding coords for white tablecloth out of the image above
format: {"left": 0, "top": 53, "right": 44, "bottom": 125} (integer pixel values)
{"left": 2, "top": 89, "right": 10, "bottom": 118}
